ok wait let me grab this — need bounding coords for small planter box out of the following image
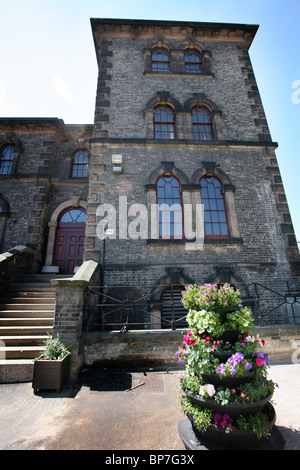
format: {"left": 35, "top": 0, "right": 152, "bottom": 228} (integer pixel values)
{"left": 32, "top": 354, "right": 71, "bottom": 394}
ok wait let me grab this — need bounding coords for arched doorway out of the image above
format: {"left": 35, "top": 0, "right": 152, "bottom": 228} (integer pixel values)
{"left": 53, "top": 207, "right": 86, "bottom": 274}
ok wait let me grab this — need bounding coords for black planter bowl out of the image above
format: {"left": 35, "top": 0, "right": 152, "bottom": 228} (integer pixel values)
{"left": 189, "top": 403, "right": 276, "bottom": 449}
{"left": 218, "top": 328, "right": 241, "bottom": 343}
{"left": 212, "top": 350, "right": 235, "bottom": 363}
{"left": 212, "top": 350, "right": 252, "bottom": 364}
{"left": 201, "top": 371, "right": 255, "bottom": 388}
{"left": 186, "top": 391, "right": 273, "bottom": 418}
{"left": 214, "top": 305, "right": 242, "bottom": 320}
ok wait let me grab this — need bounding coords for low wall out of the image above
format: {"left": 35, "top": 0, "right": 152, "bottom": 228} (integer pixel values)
{"left": 0, "top": 245, "right": 36, "bottom": 293}
{"left": 81, "top": 324, "right": 300, "bottom": 368}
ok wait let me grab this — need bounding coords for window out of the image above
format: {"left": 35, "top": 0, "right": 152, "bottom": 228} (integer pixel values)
{"left": 200, "top": 176, "right": 229, "bottom": 238}
{"left": 184, "top": 50, "right": 202, "bottom": 73}
{"left": 71, "top": 149, "right": 88, "bottom": 177}
{"left": 0, "top": 145, "right": 14, "bottom": 175}
{"left": 161, "top": 285, "right": 187, "bottom": 329}
{"left": 151, "top": 48, "right": 170, "bottom": 72}
{"left": 60, "top": 208, "right": 86, "bottom": 224}
{"left": 157, "top": 175, "right": 183, "bottom": 239}
{"left": 192, "top": 107, "right": 214, "bottom": 140}
{"left": 154, "top": 105, "right": 176, "bottom": 139}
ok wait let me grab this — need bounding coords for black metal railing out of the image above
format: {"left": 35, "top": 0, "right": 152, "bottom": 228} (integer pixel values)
{"left": 86, "top": 281, "right": 300, "bottom": 332}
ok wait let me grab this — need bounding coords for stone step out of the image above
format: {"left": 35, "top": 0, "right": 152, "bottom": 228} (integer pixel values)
{"left": 0, "top": 297, "right": 55, "bottom": 304}
{"left": 0, "top": 310, "right": 54, "bottom": 318}
{"left": 0, "top": 325, "right": 53, "bottom": 336}
{"left": 0, "top": 303, "right": 56, "bottom": 310}
{"left": 0, "top": 346, "right": 46, "bottom": 359}
{"left": 0, "top": 335, "right": 49, "bottom": 346}
{"left": 0, "top": 289, "right": 55, "bottom": 300}
{"left": 0, "top": 317, "right": 53, "bottom": 326}
{"left": 0, "top": 359, "right": 34, "bottom": 383}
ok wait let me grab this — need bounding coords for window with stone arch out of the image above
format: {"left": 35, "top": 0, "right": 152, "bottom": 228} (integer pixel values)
{"left": 184, "top": 49, "right": 203, "bottom": 73}
{"left": 151, "top": 47, "right": 170, "bottom": 72}
{"left": 0, "top": 144, "right": 15, "bottom": 175}
{"left": 156, "top": 175, "right": 183, "bottom": 239}
{"left": 154, "top": 105, "right": 176, "bottom": 139}
{"left": 200, "top": 175, "right": 229, "bottom": 238}
{"left": 71, "top": 149, "right": 89, "bottom": 178}
{"left": 192, "top": 106, "right": 214, "bottom": 140}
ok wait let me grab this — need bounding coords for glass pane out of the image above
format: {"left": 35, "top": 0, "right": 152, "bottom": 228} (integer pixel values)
{"left": 220, "top": 223, "right": 229, "bottom": 235}
{"left": 212, "top": 223, "right": 220, "bottom": 235}
{"left": 205, "top": 223, "right": 212, "bottom": 235}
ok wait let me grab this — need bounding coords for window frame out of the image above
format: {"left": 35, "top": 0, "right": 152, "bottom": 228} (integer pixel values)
{"left": 200, "top": 175, "right": 230, "bottom": 239}
{"left": 192, "top": 106, "right": 214, "bottom": 141}
{"left": 0, "top": 144, "right": 15, "bottom": 175}
{"left": 156, "top": 174, "right": 184, "bottom": 239}
{"left": 184, "top": 49, "right": 203, "bottom": 74}
{"left": 71, "top": 149, "right": 89, "bottom": 178}
{"left": 151, "top": 47, "right": 170, "bottom": 73}
{"left": 153, "top": 105, "right": 176, "bottom": 140}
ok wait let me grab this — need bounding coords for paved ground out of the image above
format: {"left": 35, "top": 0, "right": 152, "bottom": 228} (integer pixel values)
{"left": 0, "top": 363, "right": 299, "bottom": 451}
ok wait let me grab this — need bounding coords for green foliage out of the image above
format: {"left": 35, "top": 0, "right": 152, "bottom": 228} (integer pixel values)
{"left": 40, "top": 334, "right": 70, "bottom": 360}
{"left": 224, "top": 307, "right": 254, "bottom": 334}
{"left": 182, "top": 283, "right": 241, "bottom": 310}
{"left": 178, "top": 392, "right": 213, "bottom": 433}
{"left": 186, "top": 309, "right": 225, "bottom": 337}
{"left": 236, "top": 410, "right": 271, "bottom": 439}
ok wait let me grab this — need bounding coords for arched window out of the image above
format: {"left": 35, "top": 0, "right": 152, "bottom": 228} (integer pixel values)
{"left": 157, "top": 175, "right": 183, "bottom": 239}
{"left": 0, "top": 145, "right": 14, "bottom": 175}
{"left": 154, "top": 105, "right": 176, "bottom": 139}
{"left": 71, "top": 149, "right": 89, "bottom": 178}
{"left": 151, "top": 47, "right": 170, "bottom": 72}
{"left": 184, "top": 50, "right": 202, "bottom": 73}
{"left": 192, "top": 107, "right": 214, "bottom": 140}
{"left": 200, "top": 176, "right": 229, "bottom": 238}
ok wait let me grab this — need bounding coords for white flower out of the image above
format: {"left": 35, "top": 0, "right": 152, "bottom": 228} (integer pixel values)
{"left": 206, "top": 384, "right": 216, "bottom": 397}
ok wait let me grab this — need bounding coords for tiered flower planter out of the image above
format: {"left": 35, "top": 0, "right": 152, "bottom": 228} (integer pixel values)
{"left": 177, "top": 283, "right": 285, "bottom": 450}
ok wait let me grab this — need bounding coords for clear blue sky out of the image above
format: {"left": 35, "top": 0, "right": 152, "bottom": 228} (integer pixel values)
{"left": 1, "top": 0, "right": 299, "bottom": 245}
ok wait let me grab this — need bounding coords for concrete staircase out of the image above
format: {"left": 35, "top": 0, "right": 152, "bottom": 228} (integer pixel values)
{"left": 0, "top": 275, "right": 59, "bottom": 383}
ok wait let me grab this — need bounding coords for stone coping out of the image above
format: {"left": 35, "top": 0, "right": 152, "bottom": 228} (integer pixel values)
{"left": 50, "top": 260, "right": 98, "bottom": 288}
{"left": 0, "top": 245, "right": 36, "bottom": 263}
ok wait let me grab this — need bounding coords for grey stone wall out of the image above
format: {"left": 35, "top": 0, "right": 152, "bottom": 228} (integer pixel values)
{"left": 87, "top": 19, "right": 300, "bottom": 328}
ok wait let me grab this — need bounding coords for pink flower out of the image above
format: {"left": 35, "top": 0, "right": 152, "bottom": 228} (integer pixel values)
{"left": 256, "top": 357, "right": 264, "bottom": 367}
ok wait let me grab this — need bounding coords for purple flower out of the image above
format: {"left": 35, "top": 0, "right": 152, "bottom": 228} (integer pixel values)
{"left": 230, "top": 366, "right": 237, "bottom": 375}
{"left": 216, "top": 364, "right": 226, "bottom": 375}
{"left": 227, "top": 352, "right": 244, "bottom": 366}
{"left": 256, "top": 351, "right": 268, "bottom": 366}
{"left": 245, "top": 362, "right": 252, "bottom": 371}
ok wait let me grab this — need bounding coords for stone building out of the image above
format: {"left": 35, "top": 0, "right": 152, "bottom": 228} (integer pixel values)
{"left": 0, "top": 18, "right": 299, "bottom": 347}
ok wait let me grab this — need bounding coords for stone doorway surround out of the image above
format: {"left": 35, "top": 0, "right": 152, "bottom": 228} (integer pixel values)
{"left": 42, "top": 197, "right": 87, "bottom": 271}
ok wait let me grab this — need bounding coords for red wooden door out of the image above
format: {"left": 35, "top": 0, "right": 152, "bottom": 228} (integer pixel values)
{"left": 54, "top": 208, "right": 86, "bottom": 274}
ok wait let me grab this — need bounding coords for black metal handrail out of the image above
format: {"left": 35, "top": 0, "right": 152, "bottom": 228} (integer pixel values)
{"left": 87, "top": 281, "right": 300, "bottom": 332}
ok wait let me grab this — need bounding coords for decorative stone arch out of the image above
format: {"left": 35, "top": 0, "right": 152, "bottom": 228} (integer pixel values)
{"left": 44, "top": 197, "right": 87, "bottom": 267}
{"left": 184, "top": 93, "right": 224, "bottom": 140}
{"left": 0, "top": 196, "right": 10, "bottom": 251}
{"left": 0, "top": 133, "right": 23, "bottom": 175}
{"left": 64, "top": 140, "right": 91, "bottom": 178}
{"left": 149, "top": 268, "right": 194, "bottom": 329}
{"left": 147, "top": 161, "right": 189, "bottom": 186}
{"left": 145, "top": 92, "right": 182, "bottom": 138}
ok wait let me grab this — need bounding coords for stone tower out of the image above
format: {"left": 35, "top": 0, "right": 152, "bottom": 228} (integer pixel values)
{"left": 85, "top": 19, "right": 299, "bottom": 328}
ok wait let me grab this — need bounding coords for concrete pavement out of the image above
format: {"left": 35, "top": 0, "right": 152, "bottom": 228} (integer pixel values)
{"left": 0, "top": 363, "right": 299, "bottom": 450}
